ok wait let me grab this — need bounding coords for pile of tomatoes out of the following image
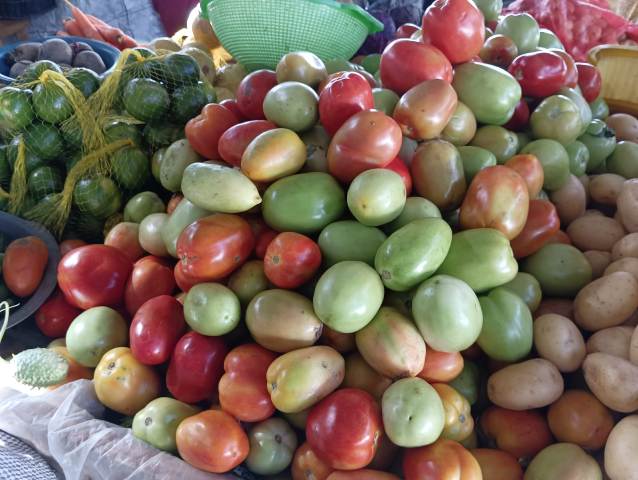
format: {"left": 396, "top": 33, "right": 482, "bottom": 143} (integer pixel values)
{"left": 27, "top": 0, "right": 638, "bottom": 478}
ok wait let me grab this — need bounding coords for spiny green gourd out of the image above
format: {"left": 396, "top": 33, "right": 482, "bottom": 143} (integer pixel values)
{"left": 12, "top": 348, "right": 69, "bottom": 387}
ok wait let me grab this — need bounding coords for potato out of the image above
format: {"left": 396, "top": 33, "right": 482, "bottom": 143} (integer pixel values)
{"left": 618, "top": 179, "right": 638, "bottom": 233}
{"left": 611, "top": 233, "right": 638, "bottom": 261}
{"left": 630, "top": 326, "right": 638, "bottom": 365}
{"left": 605, "top": 415, "right": 638, "bottom": 480}
{"left": 586, "top": 326, "right": 634, "bottom": 358}
{"left": 549, "top": 175, "right": 586, "bottom": 225}
{"left": 584, "top": 250, "right": 612, "bottom": 279}
{"left": 533, "top": 298, "right": 573, "bottom": 320}
{"left": 567, "top": 215, "right": 625, "bottom": 252}
{"left": 624, "top": 311, "right": 638, "bottom": 328}
{"left": 583, "top": 352, "right": 638, "bottom": 412}
{"left": 607, "top": 113, "right": 638, "bottom": 142}
{"left": 487, "top": 358, "right": 564, "bottom": 410}
{"left": 574, "top": 272, "right": 638, "bottom": 331}
{"left": 605, "top": 257, "right": 638, "bottom": 280}
{"left": 582, "top": 209, "right": 604, "bottom": 217}
{"left": 534, "top": 314, "right": 586, "bottom": 372}
{"left": 590, "top": 174, "right": 626, "bottom": 206}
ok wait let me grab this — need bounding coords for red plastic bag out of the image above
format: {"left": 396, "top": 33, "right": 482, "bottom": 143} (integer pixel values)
{"left": 505, "top": 0, "right": 638, "bottom": 60}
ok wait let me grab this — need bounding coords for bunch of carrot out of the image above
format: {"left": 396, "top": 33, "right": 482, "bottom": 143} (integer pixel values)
{"left": 59, "top": 0, "right": 138, "bottom": 50}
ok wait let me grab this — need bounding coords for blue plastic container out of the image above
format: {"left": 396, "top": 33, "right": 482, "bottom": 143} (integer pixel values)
{"left": 0, "top": 36, "right": 120, "bottom": 85}
{"left": 0, "top": 212, "right": 60, "bottom": 329}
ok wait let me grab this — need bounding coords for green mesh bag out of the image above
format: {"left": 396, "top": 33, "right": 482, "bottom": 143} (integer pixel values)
{"left": 202, "top": 0, "right": 384, "bottom": 71}
{"left": 0, "top": 46, "right": 216, "bottom": 240}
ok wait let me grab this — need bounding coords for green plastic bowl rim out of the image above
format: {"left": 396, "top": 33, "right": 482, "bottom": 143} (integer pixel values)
{"left": 200, "top": 0, "right": 384, "bottom": 34}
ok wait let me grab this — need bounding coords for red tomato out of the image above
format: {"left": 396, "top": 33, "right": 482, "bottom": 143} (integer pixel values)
{"left": 58, "top": 245, "right": 133, "bottom": 310}
{"left": 504, "top": 154, "right": 544, "bottom": 198}
{"left": 480, "top": 406, "right": 552, "bottom": 461}
{"left": 471, "top": 448, "right": 523, "bottom": 480}
{"left": 174, "top": 262, "right": 198, "bottom": 293}
{"left": 176, "top": 410, "right": 249, "bottom": 473}
{"left": 479, "top": 34, "right": 519, "bottom": 69}
{"left": 292, "top": 442, "right": 335, "bottom": 480}
{"left": 129, "top": 295, "right": 185, "bottom": 365}
{"left": 508, "top": 51, "right": 568, "bottom": 98}
{"left": 379, "top": 39, "right": 453, "bottom": 95}
{"left": 185, "top": 103, "right": 239, "bottom": 159}
{"left": 255, "top": 228, "right": 278, "bottom": 259}
{"left": 124, "top": 256, "right": 176, "bottom": 316}
{"left": 510, "top": 199, "right": 560, "bottom": 258}
{"left": 236, "top": 69, "right": 278, "bottom": 120}
{"left": 459, "top": 165, "right": 530, "bottom": 240}
{"left": 218, "top": 344, "right": 277, "bottom": 422}
{"left": 545, "top": 229, "right": 572, "bottom": 245}
{"left": 576, "top": 63, "right": 602, "bottom": 102}
{"left": 2, "top": 236, "right": 48, "bottom": 298}
{"left": 59, "top": 239, "right": 86, "bottom": 256}
{"left": 219, "top": 98, "right": 245, "bottom": 121}
{"left": 549, "top": 49, "right": 578, "bottom": 88}
{"left": 403, "top": 439, "right": 482, "bottom": 480}
{"left": 218, "top": 120, "right": 278, "bottom": 167}
{"left": 319, "top": 72, "right": 374, "bottom": 136}
{"left": 327, "top": 110, "right": 402, "bottom": 183}
{"left": 385, "top": 157, "right": 413, "bottom": 195}
{"left": 166, "top": 194, "right": 183, "bottom": 215}
{"left": 104, "top": 222, "right": 145, "bottom": 262}
{"left": 396, "top": 23, "right": 420, "bottom": 39}
{"left": 421, "top": 0, "right": 485, "bottom": 64}
{"left": 417, "top": 348, "right": 464, "bottom": 383}
{"left": 306, "top": 388, "right": 382, "bottom": 470}
{"left": 35, "top": 289, "right": 81, "bottom": 338}
{"left": 264, "top": 232, "right": 322, "bottom": 289}
{"left": 176, "top": 214, "right": 254, "bottom": 282}
{"left": 504, "top": 99, "right": 531, "bottom": 132}
{"left": 166, "top": 331, "right": 228, "bottom": 403}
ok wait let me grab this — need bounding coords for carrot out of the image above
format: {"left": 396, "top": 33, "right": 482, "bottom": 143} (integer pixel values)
{"left": 86, "top": 13, "right": 138, "bottom": 49}
{"left": 64, "top": 0, "right": 105, "bottom": 41}
{"left": 63, "top": 18, "right": 83, "bottom": 37}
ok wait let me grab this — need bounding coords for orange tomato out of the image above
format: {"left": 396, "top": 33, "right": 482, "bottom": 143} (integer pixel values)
{"left": 459, "top": 165, "right": 530, "bottom": 240}
{"left": 418, "top": 348, "right": 464, "bottom": 383}
{"left": 327, "top": 470, "right": 400, "bottom": 480}
{"left": 433, "top": 383, "right": 474, "bottom": 442}
{"left": 93, "top": 347, "right": 160, "bottom": 415}
{"left": 547, "top": 390, "right": 614, "bottom": 450}
{"left": 403, "top": 439, "right": 482, "bottom": 480}
{"left": 480, "top": 406, "right": 552, "bottom": 461}
{"left": 504, "top": 154, "right": 544, "bottom": 198}
{"left": 218, "top": 343, "right": 277, "bottom": 422}
{"left": 292, "top": 442, "right": 334, "bottom": 480}
{"left": 176, "top": 410, "right": 249, "bottom": 473}
{"left": 48, "top": 346, "right": 92, "bottom": 389}
{"left": 104, "top": 222, "right": 145, "bottom": 262}
{"left": 176, "top": 214, "right": 254, "bottom": 282}
{"left": 471, "top": 448, "right": 523, "bottom": 480}
{"left": 2, "top": 236, "right": 48, "bottom": 297}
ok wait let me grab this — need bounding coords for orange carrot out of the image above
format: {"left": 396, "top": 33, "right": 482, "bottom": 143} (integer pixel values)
{"left": 86, "top": 13, "right": 138, "bottom": 49}
{"left": 63, "top": 18, "right": 83, "bottom": 37}
{"left": 64, "top": 0, "right": 105, "bottom": 41}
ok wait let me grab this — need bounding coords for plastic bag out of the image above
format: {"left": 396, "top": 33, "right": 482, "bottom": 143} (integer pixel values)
{"left": 505, "top": 0, "right": 638, "bottom": 60}
{"left": 0, "top": 380, "right": 236, "bottom": 480}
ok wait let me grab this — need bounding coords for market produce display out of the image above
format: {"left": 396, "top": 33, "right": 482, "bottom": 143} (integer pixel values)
{"left": 4, "top": 0, "right": 638, "bottom": 478}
